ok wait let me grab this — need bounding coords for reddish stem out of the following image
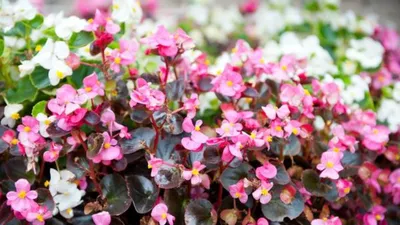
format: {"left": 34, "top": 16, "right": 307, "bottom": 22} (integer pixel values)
{"left": 38, "top": 157, "right": 45, "bottom": 183}
{"left": 149, "top": 114, "right": 160, "bottom": 154}
{"left": 101, "top": 50, "right": 111, "bottom": 80}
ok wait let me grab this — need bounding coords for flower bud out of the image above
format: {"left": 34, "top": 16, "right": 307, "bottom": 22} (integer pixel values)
{"left": 66, "top": 53, "right": 81, "bottom": 70}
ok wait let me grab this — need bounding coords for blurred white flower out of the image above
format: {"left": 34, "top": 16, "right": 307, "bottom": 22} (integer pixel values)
{"left": 18, "top": 60, "right": 36, "bottom": 77}
{"left": 1, "top": 104, "right": 23, "bottom": 128}
{"left": 112, "top": 0, "right": 143, "bottom": 24}
{"left": 346, "top": 37, "right": 384, "bottom": 69}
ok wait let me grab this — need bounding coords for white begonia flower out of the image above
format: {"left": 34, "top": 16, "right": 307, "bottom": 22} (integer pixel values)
{"left": 0, "top": 0, "right": 36, "bottom": 30}
{"left": 4, "top": 36, "right": 26, "bottom": 49}
{"left": 198, "top": 92, "right": 220, "bottom": 115}
{"left": 59, "top": 200, "right": 83, "bottom": 219}
{"left": 12, "top": 0, "right": 37, "bottom": 21}
{"left": 188, "top": 4, "right": 209, "bottom": 26}
{"left": 112, "top": 0, "right": 143, "bottom": 24}
{"left": 392, "top": 82, "right": 400, "bottom": 101}
{"left": 32, "top": 39, "right": 70, "bottom": 70}
{"left": 48, "top": 59, "right": 73, "bottom": 86}
{"left": 378, "top": 99, "right": 400, "bottom": 132}
{"left": 1, "top": 104, "right": 23, "bottom": 128}
{"left": 210, "top": 6, "right": 242, "bottom": 35}
{"left": 55, "top": 16, "right": 87, "bottom": 40}
{"left": 342, "top": 60, "right": 357, "bottom": 75}
{"left": 346, "top": 37, "right": 384, "bottom": 69}
{"left": 48, "top": 169, "right": 85, "bottom": 217}
{"left": 18, "top": 60, "right": 36, "bottom": 77}
{"left": 209, "top": 53, "right": 230, "bottom": 75}
{"left": 340, "top": 75, "right": 369, "bottom": 106}
{"left": 284, "top": 7, "right": 303, "bottom": 26}
{"left": 36, "top": 113, "right": 56, "bottom": 138}
{"left": 263, "top": 40, "right": 282, "bottom": 62}
{"left": 314, "top": 116, "right": 326, "bottom": 131}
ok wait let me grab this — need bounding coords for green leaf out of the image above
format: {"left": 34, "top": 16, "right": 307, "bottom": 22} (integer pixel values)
{"left": 100, "top": 174, "right": 131, "bottom": 215}
{"left": 0, "top": 36, "right": 4, "bottom": 56}
{"left": 302, "top": 169, "right": 329, "bottom": 196}
{"left": 359, "top": 91, "right": 375, "bottom": 110}
{"left": 30, "top": 66, "right": 50, "bottom": 89}
{"left": 164, "top": 188, "right": 186, "bottom": 225}
{"left": 154, "top": 164, "right": 183, "bottom": 189}
{"left": 69, "top": 64, "right": 96, "bottom": 88}
{"left": 126, "top": 175, "right": 159, "bottom": 214}
{"left": 32, "top": 100, "right": 48, "bottom": 117}
{"left": 69, "top": 32, "right": 94, "bottom": 49}
{"left": 4, "top": 21, "right": 27, "bottom": 37}
{"left": 220, "top": 162, "right": 254, "bottom": 191}
{"left": 120, "top": 127, "right": 156, "bottom": 154}
{"left": 184, "top": 199, "right": 217, "bottom": 225}
{"left": 36, "top": 188, "right": 55, "bottom": 211}
{"left": 27, "top": 14, "right": 44, "bottom": 29}
{"left": 272, "top": 164, "right": 291, "bottom": 185}
{"left": 261, "top": 184, "right": 305, "bottom": 222}
{"left": 6, "top": 75, "right": 38, "bottom": 103}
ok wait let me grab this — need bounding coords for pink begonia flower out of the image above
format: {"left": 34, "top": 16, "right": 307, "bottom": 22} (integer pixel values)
{"left": 389, "top": 168, "right": 400, "bottom": 189}
{"left": 280, "top": 84, "right": 305, "bottom": 107}
{"left": 129, "top": 78, "right": 165, "bottom": 110}
{"left": 257, "top": 218, "right": 269, "bottom": 225}
{"left": 141, "top": 25, "right": 178, "bottom": 57}
{"left": 311, "top": 217, "right": 342, "bottom": 225}
{"left": 317, "top": 151, "right": 343, "bottom": 180}
{"left": 216, "top": 110, "right": 243, "bottom": 137}
{"left": 270, "top": 120, "right": 285, "bottom": 138}
{"left": 372, "top": 67, "right": 392, "bottom": 89}
{"left": 78, "top": 72, "right": 105, "bottom": 99}
{"left": 100, "top": 108, "right": 124, "bottom": 133}
{"left": 174, "top": 28, "right": 195, "bottom": 50}
{"left": 252, "top": 181, "right": 273, "bottom": 204}
{"left": 84, "top": 9, "right": 120, "bottom": 34}
{"left": 222, "top": 141, "right": 243, "bottom": 163}
{"left": 92, "top": 211, "right": 111, "bottom": 225}
{"left": 270, "top": 55, "right": 297, "bottom": 82}
{"left": 375, "top": 26, "right": 399, "bottom": 51}
{"left": 148, "top": 154, "right": 163, "bottom": 177}
{"left": 211, "top": 65, "right": 245, "bottom": 98}
{"left": 262, "top": 104, "right": 290, "bottom": 120}
{"left": 231, "top": 39, "right": 251, "bottom": 64}
{"left": 330, "top": 125, "right": 357, "bottom": 153}
{"left": 92, "top": 132, "right": 123, "bottom": 165}
{"left": 48, "top": 84, "right": 87, "bottom": 116}
{"left": 108, "top": 39, "right": 139, "bottom": 73}
{"left": 336, "top": 179, "right": 353, "bottom": 198}
{"left": 280, "top": 184, "right": 297, "bottom": 204}
{"left": 256, "top": 162, "right": 277, "bottom": 181}
{"left": 57, "top": 108, "right": 87, "bottom": 131}
{"left": 284, "top": 120, "right": 304, "bottom": 138}
{"left": 17, "top": 116, "right": 41, "bottom": 143}
{"left": 6, "top": 179, "right": 38, "bottom": 212}
{"left": 2, "top": 129, "right": 19, "bottom": 146}
{"left": 362, "top": 125, "right": 390, "bottom": 151}
{"left": 26, "top": 205, "right": 52, "bottom": 225}
{"left": 363, "top": 205, "right": 386, "bottom": 225}
{"left": 321, "top": 82, "right": 341, "bottom": 105}
{"left": 74, "top": 0, "right": 111, "bottom": 18}
{"left": 229, "top": 179, "right": 248, "bottom": 204}
{"left": 151, "top": 203, "right": 175, "bottom": 225}
{"left": 183, "top": 93, "right": 200, "bottom": 119}
{"left": 262, "top": 129, "right": 273, "bottom": 150}
{"left": 247, "top": 130, "right": 265, "bottom": 147}
{"left": 181, "top": 118, "right": 208, "bottom": 151}
{"left": 43, "top": 142, "right": 62, "bottom": 162}
{"left": 245, "top": 48, "right": 269, "bottom": 75}
{"left": 182, "top": 161, "right": 210, "bottom": 188}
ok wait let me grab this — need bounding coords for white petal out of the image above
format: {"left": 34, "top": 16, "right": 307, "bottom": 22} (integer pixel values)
{"left": 54, "top": 41, "right": 70, "bottom": 59}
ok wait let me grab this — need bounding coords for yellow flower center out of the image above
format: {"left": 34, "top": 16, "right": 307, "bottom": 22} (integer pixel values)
{"left": 192, "top": 169, "right": 199, "bottom": 176}
{"left": 44, "top": 119, "right": 51, "bottom": 125}
{"left": 205, "top": 59, "right": 210, "bottom": 66}
{"left": 114, "top": 57, "right": 121, "bottom": 64}
{"left": 195, "top": 126, "right": 201, "bottom": 131}
{"left": 344, "top": 187, "right": 350, "bottom": 194}
{"left": 373, "top": 129, "right": 379, "bottom": 135}
{"left": 226, "top": 81, "right": 233, "bottom": 87}
{"left": 88, "top": 18, "right": 94, "bottom": 24}
{"left": 261, "top": 188, "right": 269, "bottom": 196}
{"left": 245, "top": 98, "right": 252, "bottom": 103}
{"left": 396, "top": 154, "right": 400, "bottom": 161}
{"left": 104, "top": 143, "right": 111, "bottom": 149}
{"left": 281, "top": 65, "right": 287, "bottom": 71}
{"left": 275, "top": 126, "right": 282, "bottom": 132}
{"left": 35, "top": 45, "right": 42, "bottom": 52}
{"left": 304, "top": 89, "right": 311, "bottom": 96}
{"left": 113, "top": 4, "right": 119, "bottom": 10}
{"left": 333, "top": 147, "right": 340, "bottom": 153}
{"left": 224, "top": 127, "right": 231, "bottom": 134}
{"left": 161, "top": 213, "right": 167, "bottom": 219}
{"left": 36, "top": 214, "right": 44, "bottom": 222}
{"left": 56, "top": 71, "right": 64, "bottom": 79}
{"left": 235, "top": 192, "right": 242, "bottom": 198}
{"left": 265, "top": 136, "right": 272, "bottom": 142}
{"left": 375, "top": 214, "right": 382, "bottom": 221}
{"left": 216, "top": 69, "right": 222, "bottom": 75}
{"left": 148, "top": 164, "right": 152, "bottom": 169}
{"left": 44, "top": 180, "right": 50, "bottom": 187}
{"left": 11, "top": 138, "right": 19, "bottom": 145}
{"left": 11, "top": 113, "right": 20, "bottom": 120}
{"left": 18, "top": 191, "right": 26, "bottom": 199}
{"left": 259, "top": 58, "right": 265, "bottom": 64}
{"left": 24, "top": 126, "right": 31, "bottom": 132}
{"left": 250, "top": 132, "right": 257, "bottom": 140}
{"left": 231, "top": 47, "right": 238, "bottom": 53}
{"left": 326, "top": 161, "right": 334, "bottom": 169}
{"left": 85, "top": 87, "right": 92, "bottom": 92}
{"left": 66, "top": 208, "right": 73, "bottom": 214}
{"left": 292, "top": 128, "right": 299, "bottom": 135}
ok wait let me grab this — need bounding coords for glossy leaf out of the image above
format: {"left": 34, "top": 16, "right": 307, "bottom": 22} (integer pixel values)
{"left": 5, "top": 157, "right": 36, "bottom": 184}
{"left": 100, "top": 174, "right": 132, "bottom": 215}
{"left": 126, "top": 175, "right": 159, "bottom": 214}
{"left": 166, "top": 79, "right": 185, "bottom": 101}
{"left": 184, "top": 199, "right": 217, "bottom": 225}
{"left": 36, "top": 188, "right": 55, "bottom": 211}
{"left": 46, "top": 122, "right": 69, "bottom": 137}
{"left": 30, "top": 67, "right": 51, "bottom": 89}
{"left": 154, "top": 164, "right": 183, "bottom": 189}
{"left": 86, "top": 133, "right": 105, "bottom": 159}
{"left": 6, "top": 75, "right": 38, "bottom": 103}
{"left": 272, "top": 164, "right": 291, "bottom": 185}
{"left": 261, "top": 184, "right": 305, "bottom": 222}
{"left": 120, "top": 127, "right": 155, "bottom": 154}
{"left": 162, "top": 114, "right": 183, "bottom": 135}
{"left": 156, "top": 135, "right": 181, "bottom": 161}
{"left": 220, "top": 162, "right": 254, "bottom": 190}
{"left": 84, "top": 111, "right": 101, "bottom": 126}
{"left": 69, "top": 31, "right": 94, "bottom": 49}
{"left": 32, "top": 100, "right": 48, "bottom": 117}
{"left": 130, "top": 107, "right": 149, "bottom": 123}
{"left": 164, "top": 188, "right": 186, "bottom": 225}
{"left": 302, "top": 169, "right": 329, "bottom": 196}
